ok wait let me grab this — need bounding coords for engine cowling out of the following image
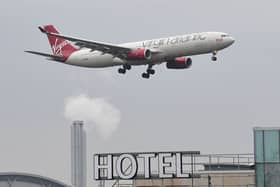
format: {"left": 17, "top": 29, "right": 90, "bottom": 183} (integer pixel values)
{"left": 127, "top": 49, "right": 152, "bottom": 60}
{"left": 166, "top": 57, "right": 192, "bottom": 69}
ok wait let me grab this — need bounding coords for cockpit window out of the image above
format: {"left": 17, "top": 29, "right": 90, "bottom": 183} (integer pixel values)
{"left": 221, "top": 34, "right": 229, "bottom": 37}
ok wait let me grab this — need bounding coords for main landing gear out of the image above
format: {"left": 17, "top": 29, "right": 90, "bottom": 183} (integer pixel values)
{"left": 118, "top": 64, "right": 156, "bottom": 79}
{"left": 211, "top": 51, "right": 218, "bottom": 61}
{"left": 118, "top": 64, "right": 131, "bottom": 74}
{"left": 142, "top": 65, "right": 155, "bottom": 79}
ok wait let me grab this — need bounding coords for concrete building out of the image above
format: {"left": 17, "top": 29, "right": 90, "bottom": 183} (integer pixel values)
{"left": 133, "top": 171, "right": 255, "bottom": 187}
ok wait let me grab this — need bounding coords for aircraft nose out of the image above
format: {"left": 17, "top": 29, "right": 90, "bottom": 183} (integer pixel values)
{"left": 223, "top": 36, "right": 235, "bottom": 47}
{"left": 228, "top": 37, "right": 235, "bottom": 45}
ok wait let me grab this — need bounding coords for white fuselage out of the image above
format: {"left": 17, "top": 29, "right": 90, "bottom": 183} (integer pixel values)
{"left": 66, "top": 32, "right": 234, "bottom": 68}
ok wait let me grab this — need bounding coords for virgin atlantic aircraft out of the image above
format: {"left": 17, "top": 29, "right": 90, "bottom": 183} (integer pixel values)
{"left": 25, "top": 25, "right": 234, "bottom": 79}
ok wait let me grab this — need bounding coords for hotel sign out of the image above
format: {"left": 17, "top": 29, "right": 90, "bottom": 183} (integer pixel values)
{"left": 94, "top": 151, "right": 200, "bottom": 180}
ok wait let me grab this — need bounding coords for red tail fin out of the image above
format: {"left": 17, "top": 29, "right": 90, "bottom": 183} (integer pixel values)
{"left": 43, "top": 25, "right": 77, "bottom": 60}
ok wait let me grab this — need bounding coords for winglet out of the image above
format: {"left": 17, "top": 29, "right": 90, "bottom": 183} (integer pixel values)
{"left": 38, "top": 26, "right": 47, "bottom": 33}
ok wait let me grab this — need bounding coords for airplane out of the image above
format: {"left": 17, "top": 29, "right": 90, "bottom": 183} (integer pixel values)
{"left": 25, "top": 25, "right": 235, "bottom": 79}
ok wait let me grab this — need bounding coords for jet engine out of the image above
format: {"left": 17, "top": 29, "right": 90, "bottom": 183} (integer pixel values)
{"left": 127, "top": 49, "right": 152, "bottom": 60}
{"left": 166, "top": 57, "right": 192, "bottom": 69}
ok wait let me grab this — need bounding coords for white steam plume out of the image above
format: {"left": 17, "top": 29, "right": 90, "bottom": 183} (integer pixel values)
{"left": 64, "top": 94, "right": 121, "bottom": 139}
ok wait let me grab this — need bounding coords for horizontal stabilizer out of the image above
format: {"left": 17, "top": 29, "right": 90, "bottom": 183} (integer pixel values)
{"left": 25, "top": 51, "right": 64, "bottom": 62}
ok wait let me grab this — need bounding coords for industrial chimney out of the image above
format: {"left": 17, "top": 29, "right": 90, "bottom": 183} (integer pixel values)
{"left": 71, "top": 121, "right": 87, "bottom": 187}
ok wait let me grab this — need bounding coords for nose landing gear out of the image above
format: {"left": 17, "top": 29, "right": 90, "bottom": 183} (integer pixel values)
{"left": 211, "top": 56, "right": 217, "bottom": 61}
{"left": 212, "top": 51, "right": 218, "bottom": 61}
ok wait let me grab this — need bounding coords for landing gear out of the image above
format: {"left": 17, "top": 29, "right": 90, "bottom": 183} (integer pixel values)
{"left": 147, "top": 69, "right": 155, "bottom": 75}
{"left": 142, "top": 64, "right": 155, "bottom": 79}
{"left": 124, "top": 64, "right": 131, "bottom": 70}
{"left": 118, "top": 64, "right": 131, "bottom": 74}
{"left": 211, "top": 56, "right": 217, "bottom": 61}
{"left": 142, "top": 73, "right": 150, "bottom": 79}
{"left": 118, "top": 68, "right": 126, "bottom": 74}
{"left": 212, "top": 51, "right": 218, "bottom": 61}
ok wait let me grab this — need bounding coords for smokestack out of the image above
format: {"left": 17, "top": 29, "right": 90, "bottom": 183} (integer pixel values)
{"left": 71, "top": 121, "right": 87, "bottom": 187}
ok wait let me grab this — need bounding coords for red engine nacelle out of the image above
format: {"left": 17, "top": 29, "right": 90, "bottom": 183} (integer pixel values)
{"left": 166, "top": 57, "right": 192, "bottom": 69}
{"left": 127, "top": 49, "right": 152, "bottom": 60}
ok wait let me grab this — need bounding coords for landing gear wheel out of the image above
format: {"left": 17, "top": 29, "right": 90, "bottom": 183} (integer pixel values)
{"left": 147, "top": 69, "right": 155, "bottom": 75}
{"left": 118, "top": 68, "right": 126, "bottom": 74}
{"left": 142, "top": 73, "right": 150, "bottom": 79}
{"left": 124, "top": 64, "right": 131, "bottom": 70}
{"left": 212, "top": 56, "right": 217, "bottom": 61}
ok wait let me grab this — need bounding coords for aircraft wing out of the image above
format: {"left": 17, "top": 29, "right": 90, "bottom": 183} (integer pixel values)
{"left": 25, "top": 51, "right": 64, "bottom": 62}
{"left": 38, "top": 26, "right": 132, "bottom": 58}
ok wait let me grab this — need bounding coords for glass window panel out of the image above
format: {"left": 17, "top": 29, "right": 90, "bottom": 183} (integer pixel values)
{"left": 256, "top": 164, "right": 265, "bottom": 187}
{"left": 264, "top": 130, "right": 280, "bottom": 162}
{"left": 255, "top": 130, "right": 264, "bottom": 163}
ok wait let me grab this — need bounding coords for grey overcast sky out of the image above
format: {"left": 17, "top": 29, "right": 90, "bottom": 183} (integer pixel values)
{"left": 0, "top": 0, "right": 280, "bottom": 186}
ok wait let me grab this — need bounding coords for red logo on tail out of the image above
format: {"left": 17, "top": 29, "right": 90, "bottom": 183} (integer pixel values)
{"left": 52, "top": 39, "right": 69, "bottom": 56}
{"left": 43, "top": 25, "right": 77, "bottom": 61}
